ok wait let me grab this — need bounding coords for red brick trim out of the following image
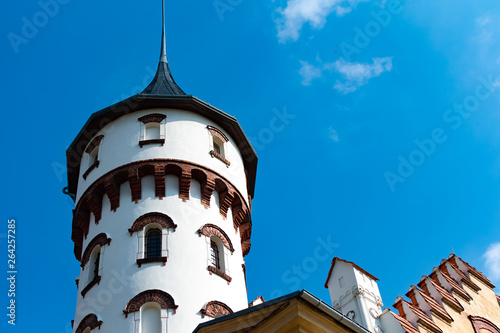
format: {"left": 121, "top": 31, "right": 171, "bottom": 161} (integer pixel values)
{"left": 139, "top": 139, "right": 165, "bottom": 148}
{"left": 210, "top": 150, "right": 231, "bottom": 167}
{"left": 85, "top": 135, "right": 104, "bottom": 154}
{"left": 198, "top": 224, "right": 234, "bottom": 253}
{"left": 123, "top": 289, "right": 178, "bottom": 317}
{"left": 137, "top": 256, "right": 167, "bottom": 267}
{"left": 75, "top": 313, "right": 103, "bottom": 333}
{"left": 200, "top": 301, "right": 233, "bottom": 318}
{"left": 72, "top": 159, "right": 251, "bottom": 261}
{"left": 207, "top": 125, "right": 229, "bottom": 142}
{"left": 469, "top": 316, "right": 500, "bottom": 333}
{"left": 208, "top": 265, "right": 232, "bottom": 284}
{"left": 129, "top": 212, "right": 177, "bottom": 234}
{"left": 138, "top": 113, "right": 166, "bottom": 124}
{"left": 82, "top": 160, "right": 100, "bottom": 180}
{"left": 81, "top": 275, "right": 101, "bottom": 298}
{"left": 81, "top": 233, "right": 111, "bottom": 268}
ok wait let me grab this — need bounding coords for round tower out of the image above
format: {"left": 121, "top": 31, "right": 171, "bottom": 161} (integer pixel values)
{"left": 64, "top": 3, "right": 257, "bottom": 332}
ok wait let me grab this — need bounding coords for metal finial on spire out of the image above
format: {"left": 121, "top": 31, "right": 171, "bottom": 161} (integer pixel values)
{"left": 160, "top": 0, "right": 168, "bottom": 63}
{"left": 141, "top": 0, "right": 185, "bottom": 96}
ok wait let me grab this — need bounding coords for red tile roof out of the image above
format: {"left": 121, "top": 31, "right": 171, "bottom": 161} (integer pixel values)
{"left": 324, "top": 257, "right": 378, "bottom": 288}
{"left": 404, "top": 300, "right": 443, "bottom": 333}
{"left": 437, "top": 271, "right": 471, "bottom": 301}
{"left": 390, "top": 311, "right": 420, "bottom": 333}
{"left": 452, "top": 255, "right": 496, "bottom": 289}
{"left": 415, "top": 288, "right": 453, "bottom": 323}
{"left": 419, "top": 277, "right": 463, "bottom": 313}
{"left": 445, "top": 261, "right": 480, "bottom": 292}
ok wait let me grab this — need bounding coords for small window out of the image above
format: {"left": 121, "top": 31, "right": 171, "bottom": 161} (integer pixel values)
{"left": 89, "top": 147, "right": 99, "bottom": 168}
{"left": 82, "top": 135, "right": 104, "bottom": 180}
{"left": 139, "top": 114, "right": 166, "bottom": 147}
{"left": 210, "top": 241, "right": 221, "bottom": 270}
{"left": 81, "top": 245, "right": 102, "bottom": 297}
{"left": 339, "top": 276, "right": 344, "bottom": 288}
{"left": 207, "top": 126, "right": 230, "bottom": 167}
{"left": 141, "top": 303, "right": 161, "bottom": 333}
{"left": 146, "top": 122, "right": 161, "bottom": 140}
{"left": 145, "top": 229, "right": 162, "bottom": 259}
{"left": 212, "top": 137, "right": 224, "bottom": 157}
{"left": 88, "top": 246, "right": 101, "bottom": 284}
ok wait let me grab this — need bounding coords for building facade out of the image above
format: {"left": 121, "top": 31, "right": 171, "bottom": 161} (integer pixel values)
{"left": 325, "top": 255, "right": 500, "bottom": 333}
{"left": 65, "top": 2, "right": 257, "bottom": 332}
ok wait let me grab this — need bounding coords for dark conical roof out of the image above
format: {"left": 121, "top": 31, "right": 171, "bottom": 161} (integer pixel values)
{"left": 141, "top": 61, "right": 186, "bottom": 96}
{"left": 141, "top": 0, "right": 185, "bottom": 96}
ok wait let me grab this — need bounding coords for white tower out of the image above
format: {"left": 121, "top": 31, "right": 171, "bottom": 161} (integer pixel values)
{"left": 64, "top": 2, "right": 257, "bottom": 332}
{"left": 325, "top": 257, "right": 384, "bottom": 332}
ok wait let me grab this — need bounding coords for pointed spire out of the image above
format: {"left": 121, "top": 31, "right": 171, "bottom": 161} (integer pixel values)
{"left": 160, "top": 0, "right": 167, "bottom": 63}
{"left": 142, "top": 0, "right": 186, "bottom": 96}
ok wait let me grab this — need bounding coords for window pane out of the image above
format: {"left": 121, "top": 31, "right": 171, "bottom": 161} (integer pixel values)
{"left": 210, "top": 241, "right": 220, "bottom": 270}
{"left": 146, "top": 229, "right": 162, "bottom": 258}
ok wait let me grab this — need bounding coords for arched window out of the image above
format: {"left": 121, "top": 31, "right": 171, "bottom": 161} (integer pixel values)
{"left": 129, "top": 213, "right": 176, "bottom": 267}
{"left": 146, "top": 229, "right": 162, "bottom": 259}
{"left": 75, "top": 314, "right": 102, "bottom": 333}
{"left": 141, "top": 302, "right": 162, "bottom": 333}
{"left": 469, "top": 316, "right": 500, "bottom": 333}
{"left": 83, "top": 135, "right": 104, "bottom": 180}
{"left": 198, "top": 224, "right": 233, "bottom": 283}
{"left": 80, "top": 233, "right": 111, "bottom": 298}
{"left": 123, "top": 289, "right": 177, "bottom": 333}
{"left": 200, "top": 301, "right": 234, "bottom": 319}
{"left": 139, "top": 113, "right": 166, "bottom": 147}
{"left": 210, "top": 240, "right": 220, "bottom": 270}
{"left": 89, "top": 246, "right": 100, "bottom": 283}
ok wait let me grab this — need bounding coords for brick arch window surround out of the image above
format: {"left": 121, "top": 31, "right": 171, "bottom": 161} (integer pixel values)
{"left": 129, "top": 212, "right": 177, "bottom": 267}
{"left": 80, "top": 233, "right": 111, "bottom": 298}
{"left": 123, "top": 289, "right": 178, "bottom": 317}
{"left": 200, "top": 301, "right": 234, "bottom": 319}
{"left": 469, "top": 316, "right": 500, "bottom": 333}
{"left": 198, "top": 224, "right": 234, "bottom": 253}
{"left": 139, "top": 113, "right": 166, "bottom": 147}
{"left": 83, "top": 135, "right": 104, "bottom": 180}
{"left": 75, "top": 313, "right": 103, "bottom": 333}
{"left": 198, "top": 224, "right": 233, "bottom": 284}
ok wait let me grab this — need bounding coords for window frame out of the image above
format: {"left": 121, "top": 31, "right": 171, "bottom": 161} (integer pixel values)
{"left": 138, "top": 114, "right": 166, "bottom": 148}
{"left": 80, "top": 233, "right": 111, "bottom": 298}
{"left": 82, "top": 135, "right": 104, "bottom": 180}
{"left": 207, "top": 125, "right": 231, "bottom": 167}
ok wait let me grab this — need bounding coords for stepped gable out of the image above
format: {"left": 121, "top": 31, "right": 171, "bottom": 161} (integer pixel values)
{"left": 406, "top": 285, "right": 453, "bottom": 324}
{"left": 449, "top": 254, "right": 495, "bottom": 289}
{"left": 418, "top": 276, "right": 464, "bottom": 313}
{"left": 389, "top": 254, "right": 500, "bottom": 333}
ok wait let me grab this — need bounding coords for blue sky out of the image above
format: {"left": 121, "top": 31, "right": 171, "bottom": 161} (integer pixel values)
{"left": 3, "top": 0, "right": 500, "bottom": 331}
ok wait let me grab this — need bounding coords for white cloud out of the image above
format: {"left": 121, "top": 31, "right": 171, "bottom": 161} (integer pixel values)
{"left": 330, "top": 57, "right": 393, "bottom": 94}
{"left": 299, "top": 61, "right": 322, "bottom": 85}
{"left": 276, "top": 0, "right": 366, "bottom": 43}
{"left": 476, "top": 16, "right": 491, "bottom": 27}
{"left": 329, "top": 127, "right": 340, "bottom": 142}
{"left": 483, "top": 242, "right": 500, "bottom": 282}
